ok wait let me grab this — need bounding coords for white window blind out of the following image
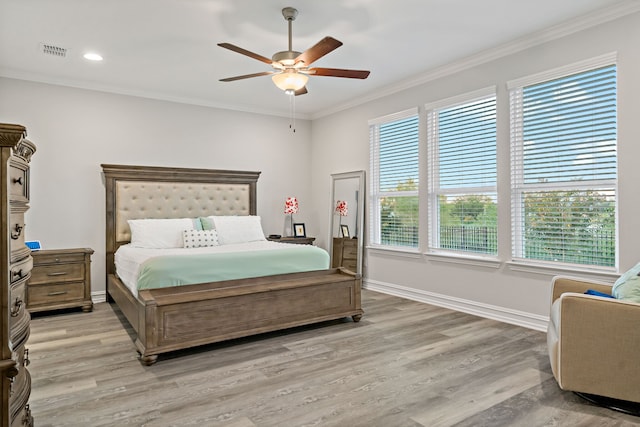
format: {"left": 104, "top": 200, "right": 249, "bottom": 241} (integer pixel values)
{"left": 369, "top": 109, "right": 419, "bottom": 248}
{"left": 427, "top": 90, "right": 497, "bottom": 255}
{"left": 510, "top": 62, "right": 617, "bottom": 268}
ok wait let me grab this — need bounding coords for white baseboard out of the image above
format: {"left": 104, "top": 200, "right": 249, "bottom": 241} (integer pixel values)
{"left": 363, "top": 279, "right": 549, "bottom": 332}
{"left": 91, "top": 290, "right": 107, "bottom": 304}
{"left": 91, "top": 282, "right": 548, "bottom": 331}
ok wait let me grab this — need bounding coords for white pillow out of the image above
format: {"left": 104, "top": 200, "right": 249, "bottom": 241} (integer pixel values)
{"left": 183, "top": 229, "right": 219, "bottom": 248}
{"left": 210, "top": 215, "right": 266, "bottom": 245}
{"left": 128, "top": 218, "right": 197, "bottom": 248}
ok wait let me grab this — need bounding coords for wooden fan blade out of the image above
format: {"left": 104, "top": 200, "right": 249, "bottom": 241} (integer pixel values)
{"left": 295, "top": 36, "right": 343, "bottom": 66}
{"left": 308, "top": 67, "right": 370, "bottom": 79}
{"left": 218, "top": 43, "right": 273, "bottom": 65}
{"left": 219, "top": 71, "right": 275, "bottom": 82}
{"left": 295, "top": 86, "right": 308, "bottom": 96}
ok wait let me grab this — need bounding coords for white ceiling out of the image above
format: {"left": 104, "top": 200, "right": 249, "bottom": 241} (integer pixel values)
{"left": 1, "top": 0, "right": 637, "bottom": 119}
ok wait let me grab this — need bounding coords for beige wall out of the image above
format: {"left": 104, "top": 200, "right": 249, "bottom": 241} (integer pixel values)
{"left": 310, "top": 12, "right": 640, "bottom": 329}
{"left": 0, "top": 79, "right": 314, "bottom": 298}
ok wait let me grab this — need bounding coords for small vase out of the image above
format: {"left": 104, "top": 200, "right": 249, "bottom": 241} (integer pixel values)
{"left": 284, "top": 214, "right": 293, "bottom": 237}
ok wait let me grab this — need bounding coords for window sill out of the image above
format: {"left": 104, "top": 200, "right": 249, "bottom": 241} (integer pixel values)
{"left": 366, "top": 245, "right": 422, "bottom": 259}
{"left": 506, "top": 260, "right": 618, "bottom": 281}
{"left": 366, "top": 246, "right": 620, "bottom": 281}
{"left": 425, "top": 251, "right": 501, "bottom": 269}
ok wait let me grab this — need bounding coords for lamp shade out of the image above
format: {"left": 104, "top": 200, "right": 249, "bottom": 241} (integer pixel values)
{"left": 335, "top": 200, "right": 348, "bottom": 216}
{"left": 284, "top": 197, "right": 299, "bottom": 214}
{"left": 272, "top": 71, "right": 308, "bottom": 92}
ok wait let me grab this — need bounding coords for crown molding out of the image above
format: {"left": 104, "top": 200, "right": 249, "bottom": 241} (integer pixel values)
{"left": 0, "top": 71, "right": 311, "bottom": 121}
{"left": 311, "top": 0, "right": 640, "bottom": 120}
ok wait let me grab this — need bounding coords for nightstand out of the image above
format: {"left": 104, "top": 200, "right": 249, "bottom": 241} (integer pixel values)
{"left": 332, "top": 237, "right": 358, "bottom": 272}
{"left": 27, "top": 248, "right": 94, "bottom": 313}
{"left": 267, "top": 236, "right": 316, "bottom": 245}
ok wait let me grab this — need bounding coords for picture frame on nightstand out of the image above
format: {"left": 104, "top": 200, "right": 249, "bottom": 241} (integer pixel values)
{"left": 340, "top": 224, "right": 350, "bottom": 238}
{"left": 293, "top": 223, "right": 306, "bottom": 238}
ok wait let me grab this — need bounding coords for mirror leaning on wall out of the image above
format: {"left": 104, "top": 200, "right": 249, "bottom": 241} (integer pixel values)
{"left": 329, "top": 171, "right": 365, "bottom": 277}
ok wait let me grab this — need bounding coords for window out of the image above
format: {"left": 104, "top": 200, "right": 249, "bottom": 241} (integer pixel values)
{"left": 369, "top": 109, "right": 420, "bottom": 248}
{"left": 509, "top": 56, "right": 617, "bottom": 268}
{"left": 427, "top": 88, "right": 497, "bottom": 255}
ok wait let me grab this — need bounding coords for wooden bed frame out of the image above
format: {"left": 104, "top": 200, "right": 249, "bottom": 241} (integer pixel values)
{"left": 102, "top": 164, "right": 363, "bottom": 365}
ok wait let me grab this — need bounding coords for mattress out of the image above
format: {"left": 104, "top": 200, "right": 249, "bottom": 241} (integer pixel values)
{"left": 115, "top": 241, "right": 330, "bottom": 297}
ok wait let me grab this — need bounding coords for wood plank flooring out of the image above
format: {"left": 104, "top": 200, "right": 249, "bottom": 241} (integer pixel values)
{"left": 27, "top": 290, "right": 639, "bottom": 426}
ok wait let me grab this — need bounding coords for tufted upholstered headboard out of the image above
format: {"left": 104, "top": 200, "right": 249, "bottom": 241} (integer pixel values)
{"left": 101, "top": 164, "right": 260, "bottom": 276}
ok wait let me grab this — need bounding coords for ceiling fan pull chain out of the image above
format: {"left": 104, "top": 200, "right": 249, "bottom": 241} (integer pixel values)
{"left": 289, "top": 92, "right": 296, "bottom": 133}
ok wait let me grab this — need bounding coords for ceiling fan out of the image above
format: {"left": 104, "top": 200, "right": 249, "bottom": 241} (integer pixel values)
{"left": 218, "top": 7, "right": 370, "bottom": 96}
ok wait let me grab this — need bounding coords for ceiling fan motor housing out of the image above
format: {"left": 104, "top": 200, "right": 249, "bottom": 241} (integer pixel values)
{"left": 272, "top": 50, "right": 302, "bottom": 66}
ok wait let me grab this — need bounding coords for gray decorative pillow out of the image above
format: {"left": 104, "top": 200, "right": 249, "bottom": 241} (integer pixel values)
{"left": 182, "top": 229, "right": 219, "bottom": 248}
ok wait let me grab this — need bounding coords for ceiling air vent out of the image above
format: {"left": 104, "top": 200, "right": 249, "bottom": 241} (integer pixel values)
{"left": 40, "top": 43, "right": 67, "bottom": 58}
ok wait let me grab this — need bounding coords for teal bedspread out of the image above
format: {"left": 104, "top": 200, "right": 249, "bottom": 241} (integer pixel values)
{"left": 137, "top": 246, "right": 330, "bottom": 290}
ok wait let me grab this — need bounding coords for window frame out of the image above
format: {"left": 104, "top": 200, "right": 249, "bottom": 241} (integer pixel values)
{"left": 426, "top": 87, "right": 498, "bottom": 257}
{"left": 369, "top": 107, "right": 420, "bottom": 250}
{"left": 508, "top": 53, "right": 618, "bottom": 270}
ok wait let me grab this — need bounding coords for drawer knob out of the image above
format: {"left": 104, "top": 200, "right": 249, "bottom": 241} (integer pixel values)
{"left": 5, "top": 365, "right": 18, "bottom": 379}
{"left": 47, "top": 290, "right": 68, "bottom": 296}
{"left": 10, "top": 223, "right": 23, "bottom": 240}
{"left": 10, "top": 297, "right": 23, "bottom": 317}
{"left": 24, "top": 348, "right": 30, "bottom": 366}
{"left": 13, "top": 176, "right": 23, "bottom": 185}
{"left": 12, "top": 269, "right": 23, "bottom": 280}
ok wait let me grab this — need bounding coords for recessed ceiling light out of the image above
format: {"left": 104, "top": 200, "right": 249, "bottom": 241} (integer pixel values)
{"left": 83, "top": 52, "right": 103, "bottom": 61}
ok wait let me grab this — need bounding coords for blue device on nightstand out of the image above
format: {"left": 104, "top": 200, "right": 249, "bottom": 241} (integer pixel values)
{"left": 25, "top": 240, "right": 41, "bottom": 251}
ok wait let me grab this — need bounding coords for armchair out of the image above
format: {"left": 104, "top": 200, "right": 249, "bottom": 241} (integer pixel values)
{"left": 547, "top": 275, "right": 640, "bottom": 411}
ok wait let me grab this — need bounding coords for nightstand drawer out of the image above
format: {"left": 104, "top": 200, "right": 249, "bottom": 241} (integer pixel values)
{"left": 33, "top": 251, "right": 86, "bottom": 265}
{"left": 342, "top": 244, "right": 358, "bottom": 259}
{"left": 30, "top": 263, "right": 84, "bottom": 285}
{"left": 27, "top": 281, "right": 84, "bottom": 306}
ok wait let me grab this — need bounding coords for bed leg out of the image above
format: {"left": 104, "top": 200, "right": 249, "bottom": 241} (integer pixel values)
{"left": 352, "top": 314, "right": 362, "bottom": 322}
{"left": 140, "top": 354, "right": 158, "bottom": 366}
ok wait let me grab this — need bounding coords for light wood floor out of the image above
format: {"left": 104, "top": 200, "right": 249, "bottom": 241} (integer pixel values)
{"left": 28, "top": 290, "right": 639, "bottom": 426}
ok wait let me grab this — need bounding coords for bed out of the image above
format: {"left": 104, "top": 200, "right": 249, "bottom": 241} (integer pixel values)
{"left": 102, "top": 164, "right": 363, "bottom": 365}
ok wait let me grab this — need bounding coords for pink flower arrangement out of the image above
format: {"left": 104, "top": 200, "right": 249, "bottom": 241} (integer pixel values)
{"left": 335, "top": 200, "right": 348, "bottom": 216}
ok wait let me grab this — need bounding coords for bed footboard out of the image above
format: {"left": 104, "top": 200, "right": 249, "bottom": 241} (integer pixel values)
{"left": 109, "top": 268, "right": 362, "bottom": 365}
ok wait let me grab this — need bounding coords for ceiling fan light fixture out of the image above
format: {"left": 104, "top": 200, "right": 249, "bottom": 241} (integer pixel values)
{"left": 272, "top": 70, "right": 308, "bottom": 92}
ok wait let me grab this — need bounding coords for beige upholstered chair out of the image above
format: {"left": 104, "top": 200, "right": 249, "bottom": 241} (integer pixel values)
{"left": 547, "top": 275, "right": 640, "bottom": 408}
